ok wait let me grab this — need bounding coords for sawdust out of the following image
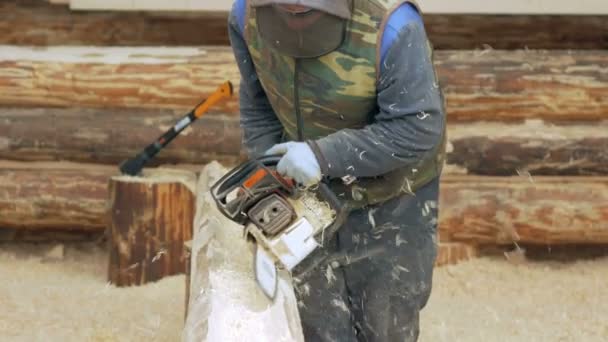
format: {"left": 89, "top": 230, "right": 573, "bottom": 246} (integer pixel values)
{"left": 420, "top": 256, "right": 608, "bottom": 342}
{"left": 289, "top": 190, "right": 336, "bottom": 242}
{"left": 1, "top": 242, "right": 607, "bottom": 341}
{"left": 0, "top": 242, "right": 185, "bottom": 342}
{"left": 112, "top": 168, "right": 198, "bottom": 194}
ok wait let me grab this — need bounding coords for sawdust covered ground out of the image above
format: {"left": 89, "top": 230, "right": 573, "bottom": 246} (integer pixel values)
{"left": 1, "top": 243, "right": 607, "bottom": 342}
{"left": 0, "top": 243, "right": 185, "bottom": 342}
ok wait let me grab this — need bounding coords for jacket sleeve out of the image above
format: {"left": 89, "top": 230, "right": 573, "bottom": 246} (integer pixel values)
{"left": 310, "top": 17, "right": 446, "bottom": 179}
{"left": 228, "top": 1, "right": 284, "bottom": 158}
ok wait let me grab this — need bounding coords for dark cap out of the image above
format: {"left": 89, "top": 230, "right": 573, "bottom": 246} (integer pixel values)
{"left": 250, "top": 0, "right": 351, "bottom": 19}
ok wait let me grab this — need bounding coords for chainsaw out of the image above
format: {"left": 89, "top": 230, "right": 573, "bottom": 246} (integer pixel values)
{"left": 210, "top": 155, "right": 349, "bottom": 300}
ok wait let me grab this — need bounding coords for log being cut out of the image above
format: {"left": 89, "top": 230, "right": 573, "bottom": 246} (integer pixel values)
{"left": 183, "top": 162, "right": 304, "bottom": 342}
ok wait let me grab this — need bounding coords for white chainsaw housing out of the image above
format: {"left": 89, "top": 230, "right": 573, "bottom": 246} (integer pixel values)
{"left": 248, "top": 192, "right": 336, "bottom": 299}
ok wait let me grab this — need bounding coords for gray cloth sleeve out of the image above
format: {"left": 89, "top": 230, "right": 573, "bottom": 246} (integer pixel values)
{"left": 312, "top": 21, "right": 446, "bottom": 179}
{"left": 228, "top": 11, "right": 284, "bottom": 158}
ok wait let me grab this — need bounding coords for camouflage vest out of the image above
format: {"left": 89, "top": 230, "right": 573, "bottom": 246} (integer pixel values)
{"left": 245, "top": 0, "right": 445, "bottom": 207}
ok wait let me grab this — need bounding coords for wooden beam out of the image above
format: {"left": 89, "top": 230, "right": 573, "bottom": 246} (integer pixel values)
{"left": 439, "top": 176, "right": 608, "bottom": 245}
{"left": 3, "top": 1, "right": 608, "bottom": 49}
{"left": 0, "top": 107, "right": 243, "bottom": 165}
{"left": 447, "top": 120, "right": 608, "bottom": 175}
{"left": 1, "top": 46, "right": 606, "bottom": 122}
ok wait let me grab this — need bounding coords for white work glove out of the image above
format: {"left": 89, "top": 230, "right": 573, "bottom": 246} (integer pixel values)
{"left": 265, "top": 142, "right": 322, "bottom": 187}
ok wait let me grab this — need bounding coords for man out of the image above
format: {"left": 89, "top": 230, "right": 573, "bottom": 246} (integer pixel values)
{"left": 228, "top": 0, "right": 446, "bottom": 341}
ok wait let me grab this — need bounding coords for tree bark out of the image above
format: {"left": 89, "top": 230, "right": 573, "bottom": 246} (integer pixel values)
{"left": 3, "top": 1, "right": 608, "bottom": 49}
{"left": 447, "top": 121, "right": 608, "bottom": 175}
{"left": 108, "top": 168, "right": 196, "bottom": 287}
{"left": 439, "top": 176, "right": 608, "bottom": 245}
{"left": 0, "top": 107, "right": 243, "bottom": 165}
{"left": 1, "top": 47, "right": 606, "bottom": 122}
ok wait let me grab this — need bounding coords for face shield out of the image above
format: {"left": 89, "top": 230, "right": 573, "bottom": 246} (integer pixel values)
{"left": 252, "top": 1, "right": 351, "bottom": 58}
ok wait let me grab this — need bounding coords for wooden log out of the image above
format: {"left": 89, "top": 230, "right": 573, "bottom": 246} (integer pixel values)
{"left": 0, "top": 107, "right": 242, "bottom": 165}
{"left": 0, "top": 161, "right": 114, "bottom": 231}
{"left": 435, "top": 243, "right": 478, "bottom": 267}
{"left": 4, "top": 107, "right": 607, "bottom": 177}
{"left": 0, "top": 0, "right": 230, "bottom": 46}
{"left": 184, "top": 162, "right": 304, "bottom": 342}
{"left": 0, "top": 46, "right": 240, "bottom": 114}
{"left": 108, "top": 168, "right": 196, "bottom": 287}
{"left": 425, "top": 15, "right": 608, "bottom": 50}
{"left": 447, "top": 120, "right": 608, "bottom": 175}
{"left": 3, "top": 1, "right": 608, "bottom": 49}
{"left": 435, "top": 49, "right": 608, "bottom": 122}
{"left": 1, "top": 46, "right": 606, "bottom": 122}
{"left": 3, "top": 161, "right": 608, "bottom": 247}
{"left": 439, "top": 176, "right": 608, "bottom": 245}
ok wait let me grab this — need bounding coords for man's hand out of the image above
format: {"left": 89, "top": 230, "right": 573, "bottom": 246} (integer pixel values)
{"left": 265, "top": 142, "right": 322, "bottom": 187}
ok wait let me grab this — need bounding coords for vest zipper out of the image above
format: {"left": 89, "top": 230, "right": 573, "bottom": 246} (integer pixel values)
{"left": 294, "top": 59, "right": 304, "bottom": 141}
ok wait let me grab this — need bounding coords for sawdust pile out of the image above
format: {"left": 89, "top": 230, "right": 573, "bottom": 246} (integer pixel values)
{"left": 2, "top": 242, "right": 606, "bottom": 341}
{"left": 0, "top": 243, "right": 185, "bottom": 341}
{"left": 420, "top": 256, "right": 608, "bottom": 342}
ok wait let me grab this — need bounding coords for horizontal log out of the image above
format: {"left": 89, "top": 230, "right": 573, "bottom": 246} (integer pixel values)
{"left": 0, "top": 46, "right": 240, "bottom": 114}
{"left": 3, "top": 1, "right": 608, "bottom": 49}
{"left": 3, "top": 161, "right": 607, "bottom": 247}
{"left": 0, "top": 162, "right": 115, "bottom": 231}
{"left": 0, "top": 0, "right": 230, "bottom": 46}
{"left": 435, "top": 49, "right": 608, "bottom": 122}
{"left": 0, "top": 107, "right": 243, "bottom": 165}
{"left": 447, "top": 120, "right": 608, "bottom": 175}
{"left": 1, "top": 46, "right": 606, "bottom": 122}
{"left": 3, "top": 107, "right": 607, "bottom": 176}
{"left": 439, "top": 176, "right": 608, "bottom": 245}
